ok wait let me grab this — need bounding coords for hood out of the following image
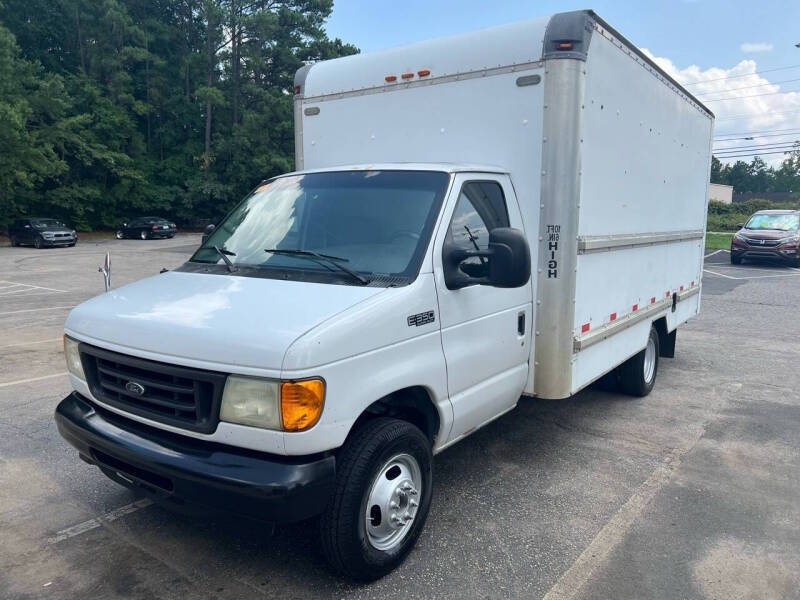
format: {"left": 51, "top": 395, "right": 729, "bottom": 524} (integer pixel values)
{"left": 65, "top": 272, "right": 385, "bottom": 371}
{"left": 739, "top": 229, "right": 797, "bottom": 240}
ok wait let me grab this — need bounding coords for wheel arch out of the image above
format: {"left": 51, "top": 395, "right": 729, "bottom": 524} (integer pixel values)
{"left": 349, "top": 386, "right": 442, "bottom": 448}
{"left": 652, "top": 316, "right": 676, "bottom": 358}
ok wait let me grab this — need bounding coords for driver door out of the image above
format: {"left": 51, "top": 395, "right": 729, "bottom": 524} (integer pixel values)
{"left": 433, "top": 174, "right": 532, "bottom": 444}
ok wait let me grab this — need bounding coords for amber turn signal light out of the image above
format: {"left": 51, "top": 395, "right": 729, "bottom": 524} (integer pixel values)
{"left": 281, "top": 379, "right": 325, "bottom": 431}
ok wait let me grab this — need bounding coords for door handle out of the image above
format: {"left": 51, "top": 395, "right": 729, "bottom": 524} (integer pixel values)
{"left": 517, "top": 311, "right": 525, "bottom": 336}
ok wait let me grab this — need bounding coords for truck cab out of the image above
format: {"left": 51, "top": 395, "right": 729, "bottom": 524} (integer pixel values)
{"left": 57, "top": 164, "right": 532, "bottom": 579}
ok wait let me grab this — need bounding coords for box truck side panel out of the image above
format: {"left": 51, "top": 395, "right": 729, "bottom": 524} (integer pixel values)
{"left": 570, "top": 24, "right": 713, "bottom": 393}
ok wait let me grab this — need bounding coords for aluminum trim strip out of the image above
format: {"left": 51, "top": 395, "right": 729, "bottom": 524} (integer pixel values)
{"left": 573, "top": 285, "right": 701, "bottom": 352}
{"left": 301, "top": 61, "right": 544, "bottom": 104}
{"left": 577, "top": 230, "right": 705, "bottom": 254}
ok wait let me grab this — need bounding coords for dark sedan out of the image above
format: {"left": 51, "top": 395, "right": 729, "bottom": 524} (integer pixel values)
{"left": 116, "top": 217, "right": 177, "bottom": 240}
{"left": 9, "top": 218, "right": 77, "bottom": 248}
{"left": 730, "top": 209, "right": 800, "bottom": 267}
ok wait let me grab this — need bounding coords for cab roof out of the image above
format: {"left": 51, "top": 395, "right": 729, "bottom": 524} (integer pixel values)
{"left": 283, "top": 163, "right": 509, "bottom": 177}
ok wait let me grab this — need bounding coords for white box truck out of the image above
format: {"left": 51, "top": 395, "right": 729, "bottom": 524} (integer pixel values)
{"left": 55, "top": 10, "right": 713, "bottom": 580}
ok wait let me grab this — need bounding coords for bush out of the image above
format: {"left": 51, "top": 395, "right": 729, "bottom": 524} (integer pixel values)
{"left": 706, "top": 199, "right": 800, "bottom": 231}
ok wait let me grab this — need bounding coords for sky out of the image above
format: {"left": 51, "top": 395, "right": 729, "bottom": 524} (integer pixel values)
{"left": 325, "top": 0, "right": 800, "bottom": 165}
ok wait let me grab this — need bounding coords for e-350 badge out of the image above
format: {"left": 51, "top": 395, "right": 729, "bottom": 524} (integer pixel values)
{"left": 407, "top": 311, "right": 435, "bottom": 327}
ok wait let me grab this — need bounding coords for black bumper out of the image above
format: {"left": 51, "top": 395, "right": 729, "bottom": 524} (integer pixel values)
{"left": 55, "top": 393, "right": 335, "bottom": 523}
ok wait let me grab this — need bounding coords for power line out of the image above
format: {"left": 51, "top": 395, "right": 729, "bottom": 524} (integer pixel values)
{"left": 714, "top": 149, "right": 798, "bottom": 159}
{"left": 702, "top": 88, "right": 800, "bottom": 102}
{"left": 683, "top": 64, "right": 800, "bottom": 86}
{"left": 715, "top": 131, "right": 800, "bottom": 144}
{"left": 717, "top": 108, "right": 800, "bottom": 121}
{"left": 715, "top": 127, "right": 800, "bottom": 139}
{"left": 696, "top": 77, "right": 800, "bottom": 96}
{"left": 714, "top": 142, "right": 799, "bottom": 154}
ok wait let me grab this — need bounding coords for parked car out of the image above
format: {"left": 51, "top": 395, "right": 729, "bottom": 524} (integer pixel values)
{"left": 730, "top": 209, "right": 800, "bottom": 266}
{"left": 116, "top": 217, "right": 177, "bottom": 240}
{"left": 8, "top": 218, "right": 77, "bottom": 248}
{"left": 55, "top": 10, "right": 712, "bottom": 581}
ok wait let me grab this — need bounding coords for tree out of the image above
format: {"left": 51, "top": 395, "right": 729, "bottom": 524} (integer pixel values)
{"left": 0, "top": 0, "right": 357, "bottom": 229}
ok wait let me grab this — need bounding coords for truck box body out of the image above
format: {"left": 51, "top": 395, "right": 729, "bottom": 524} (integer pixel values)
{"left": 294, "top": 10, "right": 713, "bottom": 399}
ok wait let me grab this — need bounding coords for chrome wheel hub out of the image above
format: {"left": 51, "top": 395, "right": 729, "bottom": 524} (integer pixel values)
{"left": 644, "top": 335, "right": 656, "bottom": 384}
{"left": 365, "top": 453, "right": 422, "bottom": 551}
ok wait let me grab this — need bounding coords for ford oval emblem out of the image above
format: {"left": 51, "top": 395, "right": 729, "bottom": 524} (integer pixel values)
{"left": 125, "top": 381, "right": 146, "bottom": 396}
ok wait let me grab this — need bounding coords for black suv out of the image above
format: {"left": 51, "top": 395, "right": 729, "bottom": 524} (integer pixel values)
{"left": 9, "top": 218, "right": 77, "bottom": 248}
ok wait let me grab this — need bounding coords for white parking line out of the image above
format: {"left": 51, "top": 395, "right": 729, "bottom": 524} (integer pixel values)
{"left": 704, "top": 268, "right": 800, "bottom": 281}
{"left": 0, "top": 372, "right": 68, "bottom": 388}
{"left": 703, "top": 269, "right": 738, "bottom": 280}
{"left": 0, "top": 306, "right": 76, "bottom": 316}
{"left": 0, "top": 338, "right": 62, "bottom": 349}
{"left": 703, "top": 249, "right": 727, "bottom": 258}
{"left": 48, "top": 499, "right": 153, "bottom": 544}
{"left": 0, "top": 280, "right": 68, "bottom": 293}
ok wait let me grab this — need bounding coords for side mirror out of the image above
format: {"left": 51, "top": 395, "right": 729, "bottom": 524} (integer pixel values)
{"left": 443, "top": 227, "right": 531, "bottom": 290}
{"left": 737, "top": 223, "right": 745, "bottom": 229}
{"left": 201, "top": 223, "right": 216, "bottom": 245}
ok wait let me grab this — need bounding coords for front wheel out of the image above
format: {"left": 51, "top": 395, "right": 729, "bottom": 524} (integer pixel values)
{"left": 321, "top": 418, "right": 433, "bottom": 581}
{"left": 115, "top": 230, "right": 124, "bottom": 239}
{"left": 10, "top": 236, "right": 18, "bottom": 247}
{"left": 34, "top": 235, "right": 43, "bottom": 249}
{"left": 618, "top": 325, "right": 660, "bottom": 397}
{"left": 139, "top": 230, "right": 148, "bottom": 240}
{"left": 731, "top": 253, "right": 742, "bottom": 265}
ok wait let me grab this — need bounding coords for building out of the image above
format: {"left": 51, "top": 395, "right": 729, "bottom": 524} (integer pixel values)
{"left": 708, "top": 183, "right": 733, "bottom": 204}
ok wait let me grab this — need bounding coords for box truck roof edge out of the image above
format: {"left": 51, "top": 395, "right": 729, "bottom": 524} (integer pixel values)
{"left": 293, "top": 9, "right": 713, "bottom": 119}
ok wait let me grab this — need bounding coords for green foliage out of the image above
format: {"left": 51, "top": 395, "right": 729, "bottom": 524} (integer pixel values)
{"left": 0, "top": 0, "right": 357, "bottom": 230}
{"left": 706, "top": 199, "right": 800, "bottom": 232}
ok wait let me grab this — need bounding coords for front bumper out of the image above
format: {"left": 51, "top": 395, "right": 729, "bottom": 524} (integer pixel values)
{"left": 55, "top": 392, "right": 336, "bottom": 523}
{"left": 42, "top": 237, "right": 76, "bottom": 246}
{"left": 731, "top": 244, "right": 798, "bottom": 261}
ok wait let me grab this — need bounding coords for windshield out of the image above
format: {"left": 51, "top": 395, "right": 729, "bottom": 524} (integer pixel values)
{"left": 745, "top": 214, "right": 800, "bottom": 231}
{"left": 32, "top": 219, "right": 66, "bottom": 229}
{"left": 190, "top": 170, "right": 450, "bottom": 284}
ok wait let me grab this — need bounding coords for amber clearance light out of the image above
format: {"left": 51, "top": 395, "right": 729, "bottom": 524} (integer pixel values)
{"left": 281, "top": 379, "right": 325, "bottom": 431}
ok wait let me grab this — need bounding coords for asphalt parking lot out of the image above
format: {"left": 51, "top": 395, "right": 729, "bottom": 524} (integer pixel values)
{"left": 1, "top": 240, "right": 799, "bottom": 600}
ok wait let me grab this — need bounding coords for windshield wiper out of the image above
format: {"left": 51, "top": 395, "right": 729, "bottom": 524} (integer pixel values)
{"left": 264, "top": 249, "right": 369, "bottom": 285}
{"left": 213, "top": 245, "right": 238, "bottom": 273}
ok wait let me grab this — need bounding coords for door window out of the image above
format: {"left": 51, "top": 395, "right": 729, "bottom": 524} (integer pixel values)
{"left": 445, "top": 181, "right": 510, "bottom": 278}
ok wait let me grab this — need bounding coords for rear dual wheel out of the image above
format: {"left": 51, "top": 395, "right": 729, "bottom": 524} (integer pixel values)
{"left": 321, "top": 418, "right": 432, "bottom": 581}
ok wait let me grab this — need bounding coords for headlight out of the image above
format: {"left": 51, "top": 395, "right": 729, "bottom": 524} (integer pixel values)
{"left": 219, "top": 376, "right": 325, "bottom": 431}
{"left": 220, "top": 376, "right": 281, "bottom": 429}
{"left": 71, "top": 230, "right": 77, "bottom": 236}
{"left": 63, "top": 336, "right": 85, "bottom": 380}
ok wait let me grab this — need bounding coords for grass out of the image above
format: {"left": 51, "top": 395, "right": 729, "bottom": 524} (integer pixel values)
{"left": 705, "top": 232, "right": 732, "bottom": 250}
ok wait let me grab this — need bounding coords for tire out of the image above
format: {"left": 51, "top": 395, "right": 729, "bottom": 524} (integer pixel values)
{"left": 116, "top": 230, "right": 124, "bottom": 240}
{"left": 321, "top": 418, "right": 433, "bottom": 581}
{"left": 618, "top": 326, "right": 660, "bottom": 397}
{"left": 140, "top": 230, "right": 148, "bottom": 240}
{"left": 68, "top": 242, "right": 76, "bottom": 247}
{"left": 790, "top": 257, "right": 800, "bottom": 268}
{"left": 731, "top": 254, "right": 742, "bottom": 265}
{"left": 167, "top": 234, "right": 174, "bottom": 239}
{"left": 10, "top": 236, "right": 18, "bottom": 247}
{"left": 34, "top": 235, "right": 43, "bottom": 249}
